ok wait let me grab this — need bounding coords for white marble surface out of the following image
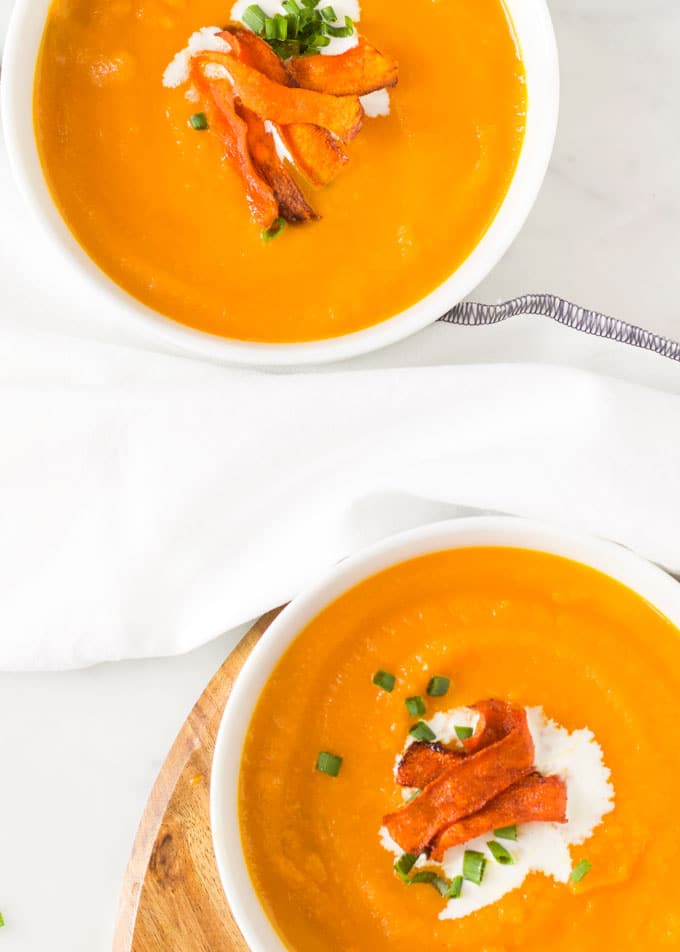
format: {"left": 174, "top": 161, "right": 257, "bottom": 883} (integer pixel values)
{"left": 0, "top": 0, "right": 679, "bottom": 949}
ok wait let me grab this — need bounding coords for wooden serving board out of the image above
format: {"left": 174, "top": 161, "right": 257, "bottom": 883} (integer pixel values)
{"left": 112, "top": 608, "right": 282, "bottom": 952}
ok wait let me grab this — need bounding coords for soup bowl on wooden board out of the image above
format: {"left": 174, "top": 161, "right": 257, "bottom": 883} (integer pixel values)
{"left": 2, "top": 0, "right": 558, "bottom": 365}
{"left": 211, "top": 516, "right": 680, "bottom": 950}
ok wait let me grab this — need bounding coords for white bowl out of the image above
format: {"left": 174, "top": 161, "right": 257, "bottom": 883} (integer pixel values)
{"left": 2, "top": 1, "right": 558, "bottom": 366}
{"left": 210, "top": 515, "right": 680, "bottom": 951}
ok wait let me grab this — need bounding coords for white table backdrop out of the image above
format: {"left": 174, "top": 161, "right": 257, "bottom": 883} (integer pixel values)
{"left": 1, "top": 0, "right": 679, "bottom": 949}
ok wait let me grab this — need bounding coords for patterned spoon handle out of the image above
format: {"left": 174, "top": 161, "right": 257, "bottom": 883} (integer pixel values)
{"left": 438, "top": 293, "right": 680, "bottom": 364}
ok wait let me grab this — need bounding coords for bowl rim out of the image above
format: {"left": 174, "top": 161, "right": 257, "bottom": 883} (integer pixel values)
{"left": 1, "top": 0, "right": 559, "bottom": 366}
{"left": 210, "top": 514, "right": 680, "bottom": 951}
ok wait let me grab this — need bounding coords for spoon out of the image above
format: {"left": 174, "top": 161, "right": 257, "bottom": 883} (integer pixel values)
{"left": 439, "top": 293, "right": 680, "bottom": 364}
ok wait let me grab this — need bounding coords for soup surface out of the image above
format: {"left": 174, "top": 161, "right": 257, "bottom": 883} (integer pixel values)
{"left": 34, "top": 0, "right": 525, "bottom": 342}
{"left": 239, "top": 547, "right": 680, "bottom": 950}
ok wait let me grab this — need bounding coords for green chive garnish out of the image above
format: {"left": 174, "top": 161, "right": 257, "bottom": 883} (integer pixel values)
{"left": 269, "top": 38, "right": 301, "bottom": 57}
{"left": 262, "top": 217, "right": 286, "bottom": 242}
{"left": 274, "top": 13, "right": 288, "bottom": 38}
{"left": 252, "top": 0, "right": 353, "bottom": 56}
{"left": 394, "top": 852, "right": 417, "bottom": 882}
{"left": 373, "top": 670, "right": 396, "bottom": 692}
{"left": 570, "top": 859, "right": 592, "bottom": 884}
{"left": 454, "top": 725, "right": 473, "bottom": 740}
{"left": 242, "top": 3, "right": 267, "bottom": 33}
{"left": 494, "top": 824, "right": 518, "bottom": 841}
{"left": 0, "top": 912, "right": 4, "bottom": 928}
{"left": 427, "top": 676, "right": 450, "bottom": 697}
{"left": 189, "top": 112, "right": 208, "bottom": 131}
{"left": 405, "top": 788, "right": 421, "bottom": 803}
{"left": 462, "top": 849, "right": 487, "bottom": 885}
{"left": 409, "top": 870, "right": 449, "bottom": 896}
{"left": 405, "top": 695, "right": 426, "bottom": 717}
{"left": 315, "top": 750, "right": 342, "bottom": 776}
{"left": 324, "top": 22, "right": 353, "bottom": 36}
{"left": 487, "top": 840, "right": 514, "bottom": 865}
{"left": 409, "top": 721, "right": 436, "bottom": 742}
{"left": 431, "top": 876, "right": 450, "bottom": 896}
{"left": 446, "top": 874, "right": 463, "bottom": 899}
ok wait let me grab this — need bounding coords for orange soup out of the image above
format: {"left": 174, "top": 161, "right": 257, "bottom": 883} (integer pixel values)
{"left": 239, "top": 547, "right": 680, "bottom": 950}
{"left": 33, "top": 0, "right": 526, "bottom": 342}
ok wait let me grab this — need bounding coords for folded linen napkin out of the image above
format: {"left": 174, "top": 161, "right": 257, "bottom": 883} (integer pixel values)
{"left": 1, "top": 327, "right": 679, "bottom": 671}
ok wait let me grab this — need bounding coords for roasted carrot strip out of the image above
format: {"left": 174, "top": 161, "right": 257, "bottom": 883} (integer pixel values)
{"left": 194, "top": 52, "right": 364, "bottom": 143}
{"left": 429, "top": 773, "right": 568, "bottom": 861}
{"left": 191, "top": 64, "right": 278, "bottom": 229}
{"left": 278, "top": 124, "right": 348, "bottom": 186}
{"left": 218, "top": 28, "right": 348, "bottom": 186}
{"left": 219, "top": 27, "right": 289, "bottom": 84}
{"left": 396, "top": 742, "right": 462, "bottom": 789}
{"left": 398, "top": 702, "right": 530, "bottom": 787}
{"left": 383, "top": 705, "right": 534, "bottom": 855}
{"left": 463, "top": 698, "right": 528, "bottom": 754}
{"left": 286, "top": 36, "right": 398, "bottom": 96}
{"left": 238, "top": 105, "right": 317, "bottom": 222}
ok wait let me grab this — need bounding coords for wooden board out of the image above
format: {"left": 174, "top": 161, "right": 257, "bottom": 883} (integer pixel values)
{"left": 112, "top": 608, "right": 282, "bottom": 952}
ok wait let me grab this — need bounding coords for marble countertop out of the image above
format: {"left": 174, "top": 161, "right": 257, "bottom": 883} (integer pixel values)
{"left": 0, "top": 1, "right": 678, "bottom": 950}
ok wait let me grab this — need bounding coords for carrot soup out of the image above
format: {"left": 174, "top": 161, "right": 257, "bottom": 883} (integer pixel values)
{"left": 239, "top": 547, "right": 680, "bottom": 950}
{"left": 33, "top": 0, "right": 526, "bottom": 342}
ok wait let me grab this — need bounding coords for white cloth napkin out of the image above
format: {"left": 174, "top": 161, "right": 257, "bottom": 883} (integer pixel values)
{"left": 1, "top": 326, "right": 679, "bottom": 671}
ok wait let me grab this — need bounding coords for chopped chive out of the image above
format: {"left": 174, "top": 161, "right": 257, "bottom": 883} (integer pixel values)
{"left": 570, "top": 859, "right": 592, "bottom": 884}
{"left": 394, "top": 852, "right": 418, "bottom": 882}
{"left": 426, "top": 676, "right": 450, "bottom": 697}
{"left": 454, "top": 725, "right": 473, "bottom": 740}
{"left": 405, "top": 695, "right": 426, "bottom": 717}
{"left": 372, "top": 670, "right": 396, "bottom": 692}
{"left": 431, "top": 875, "right": 450, "bottom": 896}
{"left": 315, "top": 750, "right": 342, "bottom": 776}
{"left": 494, "top": 824, "right": 518, "bottom": 841}
{"left": 242, "top": 3, "right": 267, "bottom": 33}
{"left": 189, "top": 112, "right": 208, "bottom": 131}
{"left": 446, "top": 874, "right": 463, "bottom": 899}
{"left": 254, "top": 0, "right": 349, "bottom": 56}
{"left": 0, "top": 912, "right": 4, "bottom": 928}
{"left": 409, "top": 870, "right": 449, "bottom": 895}
{"left": 324, "top": 22, "right": 353, "bottom": 36}
{"left": 269, "top": 38, "right": 301, "bottom": 57}
{"left": 405, "top": 787, "right": 421, "bottom": 803}
{"left": 462, "top": 849, "right": 487, "bottom": 885}
{"left": 261, "top": 217, "right": 286, "bottom": 242}
{"left": 487, "top": 840, "right": 514, "bottom": 865}
{"left": 409, "top": 720, "right": 436, "bottom": 742}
